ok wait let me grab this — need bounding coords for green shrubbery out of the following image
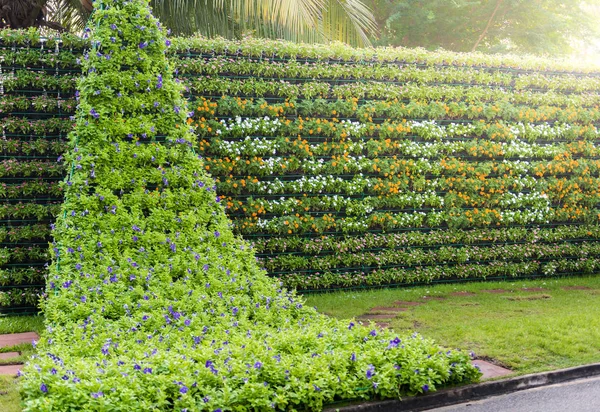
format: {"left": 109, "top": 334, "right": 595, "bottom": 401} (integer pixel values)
{"left": 20, "top": 1, "right": 479, "bottom": 410}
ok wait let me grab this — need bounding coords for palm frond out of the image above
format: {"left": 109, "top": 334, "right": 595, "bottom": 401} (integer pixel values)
{"left": 151, "top": 0, "right": 234, "bottom": 37}
{"left": 45, "top": 0, "right": 89, "bottom": 32}
{"left": 151, "top": 0, "right": 376, "bottom": 46}
{"left": 321, "top": 0, "right": 377, "bottom": 46}
{"left": 38, "top": 0, "right": 376, "bottom": 46}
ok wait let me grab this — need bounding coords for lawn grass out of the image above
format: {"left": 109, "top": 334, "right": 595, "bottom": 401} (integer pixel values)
{"left": 304, "top": 276, "right": 600, "bottom": 375}
{"left": 0, "top": 376, "right": 21, "bottom": 412}
{"left": 0, "top": 315, "right": 43, "bottom": 411}
{"left": 0, "top": 315, "right": 43, "bottom": 336}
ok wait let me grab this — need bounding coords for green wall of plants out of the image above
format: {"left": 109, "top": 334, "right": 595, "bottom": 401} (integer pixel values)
{"left": 0, "top": 30, "right": 83, "bottom": 312}
{"left": 3, "top": 29, "right": 600, "bottom": 313}
{"left": 179, "top": 38, "right": 600, "bottom": 292}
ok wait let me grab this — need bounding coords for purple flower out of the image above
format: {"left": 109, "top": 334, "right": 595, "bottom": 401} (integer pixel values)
{"left": 422, "top": 384, "right": 429, "bottom": 392}
{"left": 139, "top": 42, "right": 148, "bottom": 49}
{"left": 91, "top": 391, "right": 104, "bottom": 398}
{"left": 90, "top": 108, "right": 100, "bottom": 119}
{"left": 388, "top": 337, "right": 401, "bottom": 349}
{"left": 110, "top": 24, "right": 117, "bottom": 30}
{"left": 40, "top": 383, "right": 48, "bottom": 393}
{"left": 180, "top": 386, "right": 188, "bottom": 394}
{"left": 369, "top": 330, "right": 377, "bottom": 337}
{"left": 232, "top": 307, "right": 238, "bottom": 316}
{"left": 351, "top": 353, "right": 356, "bottom": 362}
{"left": 348, "top": 322, "right": 355, "bottom": 330}
{"left": 143, "top": 368, "right": 152, "bottom": 374}
{"left": 184, "top": 319, "right": 191, "bottom": 326}
{"left": 142, "top": 315, "right": 149, "bottom": 321}
{"left": 366, "top": 365, "right": 375, "bottom": 379}
{"left": 81, "top": 296, "right": 87, "bottom": 303}
{"left": 165, "top": 39, "right": 172, "bottom": 47}
{"left": 254, "top": 361, "right": 262, "bottom": 369}
{"left": 214, "top": 231, "right": 220, "bottom": 238}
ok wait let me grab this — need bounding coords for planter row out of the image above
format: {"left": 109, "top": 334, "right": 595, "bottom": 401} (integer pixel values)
{"left": 1, "top": 28, "right": 598, "bottom": 75}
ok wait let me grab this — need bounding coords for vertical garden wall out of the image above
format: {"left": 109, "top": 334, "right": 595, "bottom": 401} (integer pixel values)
{"left": 4, "top": 27, "right": 600, "bottom": 315}
{"left": 0, "top": 30, "right": 83, "bottom": 313}
{"left": 172, "top": 38, "right": 600, "bottom": 291}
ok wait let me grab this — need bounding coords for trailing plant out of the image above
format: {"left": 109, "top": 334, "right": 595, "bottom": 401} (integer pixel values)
{"left": 19, "top": 2, "right": 480, "bottom": 410}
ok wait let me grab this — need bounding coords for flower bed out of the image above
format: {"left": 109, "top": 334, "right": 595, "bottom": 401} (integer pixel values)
{"left": 19, "top": 1, "right": 480, "bottom": 409}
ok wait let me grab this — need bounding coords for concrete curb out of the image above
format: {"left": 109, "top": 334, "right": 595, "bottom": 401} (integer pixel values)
{"left": 326, "top": 363, "right": 600, "bottom": 411}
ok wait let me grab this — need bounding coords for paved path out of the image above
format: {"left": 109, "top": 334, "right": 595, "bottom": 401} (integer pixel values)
{"left": 430, "top": 375, "right": 600, "bottom": 412}
{"left": 0, "top": 332, "right": 39, "bottom": 375}
{"left": 0, "top": 332, "right": 38, "bottom": 348}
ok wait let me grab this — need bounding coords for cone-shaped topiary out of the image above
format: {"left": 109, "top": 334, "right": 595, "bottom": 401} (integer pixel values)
{"left": 20, "top": 1, "right": 480, "bottom": 410}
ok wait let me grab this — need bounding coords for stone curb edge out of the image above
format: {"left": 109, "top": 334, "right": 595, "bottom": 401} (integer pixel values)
{"left": 326, "top": 362, "right": 600, "bottom": 411}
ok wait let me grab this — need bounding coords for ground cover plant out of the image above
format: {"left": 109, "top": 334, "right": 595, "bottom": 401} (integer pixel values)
{"left": 0, "top": 315, "right": 43, "bottom": 411}
{"left": 18, "top": 1, "right": 479, "bottom": 410}
{"left": 305, "top": 276, "right": 600, "bottom": 375}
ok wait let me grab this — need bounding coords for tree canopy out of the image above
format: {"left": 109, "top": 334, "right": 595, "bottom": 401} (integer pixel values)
{"left": 25, "top": 0, "right": 377, "bottom": 47}
{"left": 367, "top": 0, "right": 600, "bottom": 56}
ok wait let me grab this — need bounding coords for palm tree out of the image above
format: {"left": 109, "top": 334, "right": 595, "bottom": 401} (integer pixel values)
{"left": 150, "top": 0, "right": 377, "bottom": 46}
{"left": 18, "top": 0, "right": 376, "bottom": 46}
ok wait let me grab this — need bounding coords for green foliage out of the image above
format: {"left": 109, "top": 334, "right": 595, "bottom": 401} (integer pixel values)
{"left": 0, "top": 376, "right": 21, "bottom": 412}
{"left": 172, "top": 37, "right": 600, "bottom": 291}
{"left": 367, "top": 0, "right": 600, "bottom": 56}
{"left": 18, "top": 1, "right": 479, "bottom": 410}
{"left": 38, "top": 0, "right": 379, "bottom": 47}
{"left": 151, "top": 0, "right": 377, "bottom": 46}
